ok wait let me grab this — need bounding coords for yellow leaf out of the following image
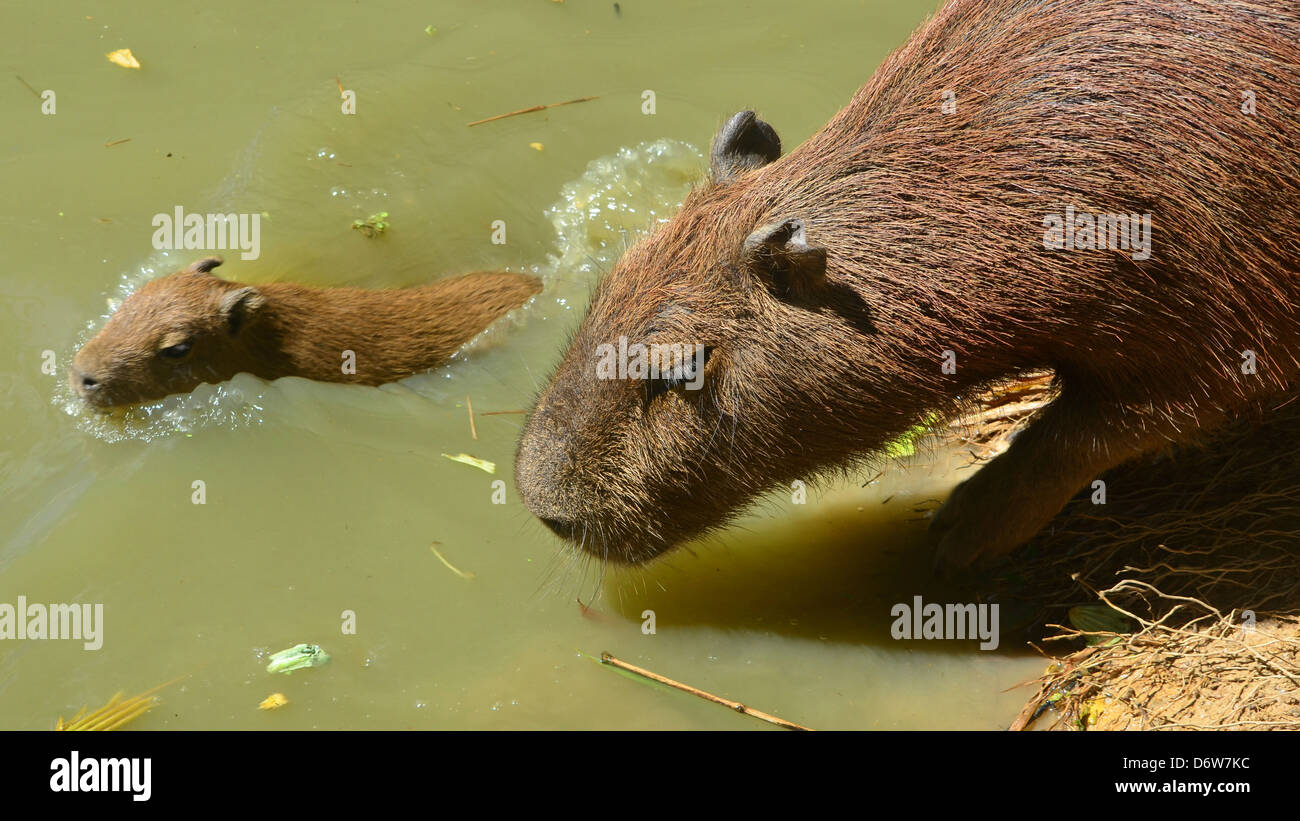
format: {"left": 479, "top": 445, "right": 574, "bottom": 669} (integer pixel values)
{"left": 106, "top": 48, "right": 142, "bottom": 69}
{"left": 55, "top": 676, "right": 183, "bottom": 730}
{"left": 259, "top": 693, "right": 289, "bottom": 711}
{"left": 1080, "top": 697, "right": 1106, "bottom": 728}
{"left": 529, "top": 142, "right": 544, "bottom": 151}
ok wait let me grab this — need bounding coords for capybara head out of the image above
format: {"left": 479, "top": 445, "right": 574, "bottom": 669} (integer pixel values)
{"left": 515, "top": 112, "right": 935, "bottom": 565}
{"left": 71, "top": 257, "right": 268, "bottom": 408}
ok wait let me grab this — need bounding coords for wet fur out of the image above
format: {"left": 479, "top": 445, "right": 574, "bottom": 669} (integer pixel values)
{"left": 515, "top": 0, "right": 1300, "bottom": 570}
{"left": 72, "top": 258, "right": 541, "bottom": 407}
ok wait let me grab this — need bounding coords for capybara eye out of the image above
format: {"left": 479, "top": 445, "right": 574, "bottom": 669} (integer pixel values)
{"left": 644, "top": 375, "right": 673, "bottom": 405}
{"left": 645, "top": 346, "right": 712, "bottom": 407}
{"left": 159, "top": 340, "right": 193, "bottom": 360}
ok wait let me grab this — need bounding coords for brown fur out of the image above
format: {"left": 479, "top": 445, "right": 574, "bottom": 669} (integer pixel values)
{"left": 72, "top": 257, "right": 541, "bottom": 407}
{"left": 514, "top": 0, "right": 1300, "bottom": 571}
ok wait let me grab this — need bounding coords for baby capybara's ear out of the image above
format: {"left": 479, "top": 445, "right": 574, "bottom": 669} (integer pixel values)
{"left": 710, "top": 110, "right": 782, "bottom": 182}
{"left": 183, "top": 256, "right": 224, "bottom": 275}
{"left": 742, "top": 218, "right": 827, "bottom": 299}
{"left": 218, "top": 286, "right": 266, "bottom": 336}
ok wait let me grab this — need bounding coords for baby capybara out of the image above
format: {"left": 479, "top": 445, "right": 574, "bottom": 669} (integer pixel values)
{"left": 515, "top": 0, "right": 1300, "bottom": 571}
{"left": 72, "top": 257, "right": 541, "bottom": 408}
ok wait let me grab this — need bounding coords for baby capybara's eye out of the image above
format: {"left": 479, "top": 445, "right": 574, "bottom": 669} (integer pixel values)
{"left": 158, "top": 340, "right": 193, "bottom": 360}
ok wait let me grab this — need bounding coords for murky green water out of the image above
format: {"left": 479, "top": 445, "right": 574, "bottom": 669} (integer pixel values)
{"left": 1, "top": 0, "right": 1042, "bottom": 729}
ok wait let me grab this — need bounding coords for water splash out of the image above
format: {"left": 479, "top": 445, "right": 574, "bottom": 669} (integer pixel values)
{"left": 545, "top": 139, "right": 705, "bottom": 280}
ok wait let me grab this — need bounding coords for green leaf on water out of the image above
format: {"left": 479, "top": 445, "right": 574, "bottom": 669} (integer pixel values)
{"left": 266, "top": 643, "right": 330, "bottom": 674}
{"left": 442, "top": 453, "right": 496, "bottom": 474}
{"left": 579, "top": 651, "right": 676, "bottom": 695}
{"left": 351, "top": 211, "right": 390, "bottom": 238}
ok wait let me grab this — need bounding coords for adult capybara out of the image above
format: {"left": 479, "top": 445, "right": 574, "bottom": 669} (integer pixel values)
{"left": 72, "top": 257, "right": 541, "bottom": 408}
{"left": 515, "top": 0, "right": 1300, "bottom": 571}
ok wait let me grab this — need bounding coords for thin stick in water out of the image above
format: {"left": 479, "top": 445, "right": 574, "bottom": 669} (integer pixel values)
{"left": 16, "top": 75, "right": 40, "bottom": 98}
{"left": 598, "top": 652, "right": 811, "bottom": 731}
{"left": 467, "top": 95, "right": 599, "bottom": 127}
{"left": 430, "top": 542, "right": 476, "bottom": 580}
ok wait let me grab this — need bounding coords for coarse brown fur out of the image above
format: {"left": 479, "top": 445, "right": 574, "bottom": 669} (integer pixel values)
{"left": 72, "top": 257, "right": 541, "bottom": 407}
{"left": 514, "top": 0, "right": 1300, "bottom": 571}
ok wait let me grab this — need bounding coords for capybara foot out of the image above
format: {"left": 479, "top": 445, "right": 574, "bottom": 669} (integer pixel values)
{"left": 930, "top": 387, "right": 1187, "bottom": 574}
{"left": 929, "top": 455, "right": 1055, "bottom": 574}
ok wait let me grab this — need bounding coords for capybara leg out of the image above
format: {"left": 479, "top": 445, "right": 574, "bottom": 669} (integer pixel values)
{"left": 930, "top": 386, "right": 1174, "bottom": 573}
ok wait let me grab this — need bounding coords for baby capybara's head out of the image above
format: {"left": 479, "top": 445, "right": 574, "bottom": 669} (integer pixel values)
{"left": 71, "top": 257, "right": 267, "bottom": 408}
{"left": 516, "top": 112, "right": 927, "bottom": 565}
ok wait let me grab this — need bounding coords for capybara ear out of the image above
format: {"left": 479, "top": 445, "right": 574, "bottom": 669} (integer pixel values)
{"left": 710, "top": 111, "right": 781, "bottom": 182}
{"left": 182, "top": 256, "right": 224, "bottom": 275}
{"left": 742, "top": 219, "right": 827, "bottom": 298}
{"left": 218, "top": 286, "right": 266, "bottom": 336}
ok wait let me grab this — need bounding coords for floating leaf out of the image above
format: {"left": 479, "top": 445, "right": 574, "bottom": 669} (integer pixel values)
{"left": 351, "top": 211, "right": 390, "bottom": 238}
{"left": 258, "top": 693, "right": 289, "bottom": 710}
{"left": 106, "top": 48, "right": 141, "bottom": 69}
{"left": 266, "top": 643, "right": 330, "bottom": 674}
{"left": 529, "top": 142, "right": 544, "bottom": 151}
{"left": 442, "top": 452, "right": 496, "bottom": 474}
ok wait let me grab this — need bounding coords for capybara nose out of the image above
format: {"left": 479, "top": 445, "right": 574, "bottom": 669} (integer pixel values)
{"left": 516, "top": 409, "right": 582, "bottom": 534}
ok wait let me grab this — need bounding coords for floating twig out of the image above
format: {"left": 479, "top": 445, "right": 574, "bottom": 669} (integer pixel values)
{"left": 467, "top": 395, "right": 478, "bottom": 440}
{"left": 431, "top": 542, "right": 476, "bottom": 580}
{"left": 15, "top": 75, "right": 40, "bottom": 98}
{"left": 104, "top": 137, "right": 131, "bottom": 147}
{"left": 479, "top": 409, "right": 526, "bottom": 416}
{"left": 467, "top": 95, "right": 599, "bottom": 127}
{"left": 597, "top": 652, "right": 811, "bottom": 731}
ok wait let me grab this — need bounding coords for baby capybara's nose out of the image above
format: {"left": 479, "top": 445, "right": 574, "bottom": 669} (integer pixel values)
{"left": 69, "top": 367, "right": 99, "bottom": 396}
